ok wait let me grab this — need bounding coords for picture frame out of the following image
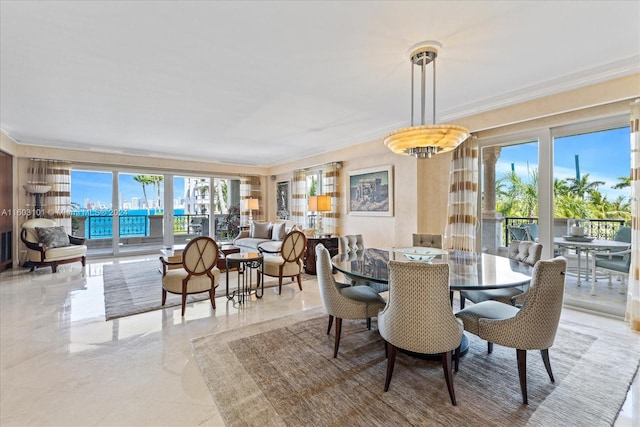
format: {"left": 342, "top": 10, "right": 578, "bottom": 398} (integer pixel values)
{"left": 347, "top": 165, "right": 393, "bottom": 216}
{"left": 276, "top": 180, "right": 291, "bottom": 220}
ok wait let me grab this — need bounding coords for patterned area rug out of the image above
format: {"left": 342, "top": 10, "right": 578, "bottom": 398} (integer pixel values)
{"left": 192, "top": 308, "right": 639, "bottom": 426}
{"left": 103, "top": 260, "right": 313, "bottom": 320}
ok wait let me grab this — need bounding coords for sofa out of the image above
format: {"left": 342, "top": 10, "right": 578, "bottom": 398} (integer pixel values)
{"left": 233, "top": 221, "right": 299, "bottom": 253}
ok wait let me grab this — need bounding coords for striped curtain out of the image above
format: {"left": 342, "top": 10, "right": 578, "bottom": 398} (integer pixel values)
{"left": 291, "top": 169, "right": 307, "bottom": 228}
{"left": 239, "top": 175, "right": 261, "bottom": 224}
{"left": 27, "top": 159, "right": 72, "bottom": 232}
{"left": 627, "top": 99, "right": 639, "bottom": 331}
{"left": 444, "top": 136, "right": 479, "bottom": 252}
{"left": 320, "top": 162, "right": 340, "bottom": 236}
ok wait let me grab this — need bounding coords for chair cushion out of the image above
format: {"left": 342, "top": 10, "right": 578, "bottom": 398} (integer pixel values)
{"left": 455, "top": 300, "right": 519, "bottom": 335}
{"left": 595, "top": 257, "right": 629, "bottom": 273}
{"left": 35, "top": 226, "right": 70, "bottom": 248}
{"left": 262, "top": 256, "right": 302, "bottom": 277}
{"left": 340, "top": 285, "right": 386, "bottom": 304}
{"left": 44, "top": 244, "right": 87, "bottom": 261}
{"left": 462, "top": 288, "right": 522, "bottom": 305}
{"left": 162, "top": 267, "right": 220, "bottom": 293}
{"left": 251, "top": 222, "right": 272, "bottom": 239}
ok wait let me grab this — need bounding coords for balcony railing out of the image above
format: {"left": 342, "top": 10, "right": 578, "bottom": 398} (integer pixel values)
{"left": 503, "top": 217, "right": 626, "bottom": 247}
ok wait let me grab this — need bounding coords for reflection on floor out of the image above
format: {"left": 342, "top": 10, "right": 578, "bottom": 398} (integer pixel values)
{"left": 0, "top": 255, "right": 637, "bottom": 426}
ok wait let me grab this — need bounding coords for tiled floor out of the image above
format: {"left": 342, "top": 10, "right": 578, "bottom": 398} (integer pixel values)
{"left": 0, "top": 255, "right": 638, "bottom": 426}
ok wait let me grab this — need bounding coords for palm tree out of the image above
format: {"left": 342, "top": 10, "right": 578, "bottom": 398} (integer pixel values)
{"left": 133, "top": 175, "right": 153, "bottom": 213}
{"left": 150, "top": 175, "right": 163, "bottom": 210}
{"left": 612, "top": 176, "right": 631, "bottom": 189}
{"left": 565, "top": 173, "right": 605, "bottom": 200}
{"left": 496, "top": 169, "right": 538, "bottom": 217}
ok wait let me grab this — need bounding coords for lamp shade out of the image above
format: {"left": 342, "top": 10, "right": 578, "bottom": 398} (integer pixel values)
{"left": 307, "top": 195, "right": 318, "bottom": 212}
{"left": 241, "top": 198, "right": 259, "bottom": 210}
{"left": 316, "top": 195, "right": 331, "bottom": 212}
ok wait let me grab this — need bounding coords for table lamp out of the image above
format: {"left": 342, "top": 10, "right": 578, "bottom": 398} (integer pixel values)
{"left": 241, "top": 198, "right": 259, "bottom": 224}
{"left": 308, "top": 195, "right": 331, "bottom": 237}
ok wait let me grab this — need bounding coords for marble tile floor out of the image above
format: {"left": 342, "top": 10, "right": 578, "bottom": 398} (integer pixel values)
{"left": 0, "top": 255, "right": 638, "bottom": 426}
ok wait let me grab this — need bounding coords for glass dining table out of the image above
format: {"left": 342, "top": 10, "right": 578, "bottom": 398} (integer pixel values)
{"left": 331, "top": 247, "right": 533, "bottom": 357}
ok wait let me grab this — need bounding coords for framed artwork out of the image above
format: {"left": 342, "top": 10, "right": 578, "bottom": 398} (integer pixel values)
{"left": 276, "top": 180, "right": 291, "bottom": 220}
{"left": 347, "top": 165, "right": 393, "bottom": 216}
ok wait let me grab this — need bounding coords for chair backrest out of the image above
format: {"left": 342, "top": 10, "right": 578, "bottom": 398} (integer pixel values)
{"left": 21, "top": 218, "right": 58, "bottom": 243}
{"left": 412, "top": 233, "right": 443, "bottom": 248}
{"left": 507, "top": 240, "right": 543, "bottom": 267}
{"left": 379, "top": 261, "right": 462, "bottom": 354}
{"left": 280, "top": 230, "right": 306, "bottom": 262}
{"left": 316, "top": 244, "right": 345, "bottom": 315}
{"left": 504, "top": 257, "right": 567, "bottom": 349}
{"left": 182, "top": 236, "right": 219, "bottom": 275}
{"left": 339, "top": 234, "right": 364, "bottom": 253}
{"left": 614, "top": 226, "right": 631, "bottom": 244}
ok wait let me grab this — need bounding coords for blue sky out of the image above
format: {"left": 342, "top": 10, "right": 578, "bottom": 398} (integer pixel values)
{"left": 72, "top": 126, "right": 630, "bottom": 208}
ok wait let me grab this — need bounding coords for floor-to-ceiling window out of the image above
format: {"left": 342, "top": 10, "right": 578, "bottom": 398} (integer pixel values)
{"left": 71, "top": 169, "right": 114, "bottom": 256}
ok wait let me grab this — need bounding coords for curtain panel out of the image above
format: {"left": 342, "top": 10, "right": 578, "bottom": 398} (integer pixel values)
{"left": 320, "top": 163, "right": 340, "bottom": 236}
{"left": 628, "top": 99, "right": 639, "bottom": 331}
{"left": 444, "top": 136, "right": 479, "bottom": 252}
{"left": 291, "top": 169, "right": 307, "bottom": 228}
{"left": 27, "top": 159, "right": 72, "bottom": 232}
{"left": 240, "top": 176, "right": 261, "bottom": 225}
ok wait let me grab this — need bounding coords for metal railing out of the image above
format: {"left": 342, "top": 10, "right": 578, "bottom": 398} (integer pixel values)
{"left": 503, "top": 217, "right": 627, "bottom": 247}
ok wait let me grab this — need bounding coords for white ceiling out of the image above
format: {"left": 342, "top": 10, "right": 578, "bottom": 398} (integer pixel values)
{"left": 1, "top": 1, "right": 639, "bottom": 167}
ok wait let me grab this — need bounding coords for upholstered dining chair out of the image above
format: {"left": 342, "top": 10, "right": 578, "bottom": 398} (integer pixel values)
{"left": 259, "top": 230, "right": 306, "bottom": 294}
{"left": 459, "top": 240, "right": 542, "bottom": 309}
{"left": 339, "top": 234, "right": 364, "bottom": 253}
{"left": 378, "top": 261, "right": 463, "bottom": 406}
{"left": 455, "top": 256, "right": 567, "bottom": 404}
{"left": 159, "top": 236, "right": 220, "bottom": 316}
{"left": 315, "top": 244, "right": 386, "bottom": 358}
{"left": 412, "top": 233, "right": 443, "bottom": 248}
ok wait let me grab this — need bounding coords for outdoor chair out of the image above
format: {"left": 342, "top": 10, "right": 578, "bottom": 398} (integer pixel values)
{"left": 378, "top": 261, "right": 463, "bottom": 406}
{"left": 591, "top": 226, "right": 631, "bottom": 295}
{"left": 159, "top": 236, "right": 220, "bottom": 316}
{"left": 507, "top": 223, "right": 537, "bottom": 243}
{"left": 459, "top": 241, "right": 542, "bottom": 309}
{"left": 412, "top": 233, "right": 443, "bottom": 248}
{"left": 455, "top": 257, "right": 566, "bottom": 404}
{"left": 316, "top": 244, "right": 386, "bottom": 358}
{"left": 20, "top": 218, "right": 87, "bottom": 273}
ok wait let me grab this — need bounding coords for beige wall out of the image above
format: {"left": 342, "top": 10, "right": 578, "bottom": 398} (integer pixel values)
{"left": 5, "top": 73, "right": 640, "bottom": 262}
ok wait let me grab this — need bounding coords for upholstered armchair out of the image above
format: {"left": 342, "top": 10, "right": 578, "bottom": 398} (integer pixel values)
{"left": 460, "top": 240, "right": 542, "bottom": 309}
{"left": 455, "top": 257, "right": 567, "bottom": 404}
{"left": 315, "top": 244, "right": 386, "bottom": 358}
{"left": 412, "top": 233, "right": 443, "bottom": 248}
{"left": 259, "top": 230, "right": 306, "bottom": 294}
{"left": 591, "top": 226, "right": 631, "bottom": 295}
{"left": 159, "top": 236, "right": 220, "bottom": 316}
{"left": 20, "top": 218, "right": 87, "bottom": 273}
{"left": 378, "top": 261, "right": 463, "bottom": 406}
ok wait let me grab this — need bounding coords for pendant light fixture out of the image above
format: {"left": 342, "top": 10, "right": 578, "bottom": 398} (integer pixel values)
{"left": 384, "top": 41, "right": 470, "bottom": 158}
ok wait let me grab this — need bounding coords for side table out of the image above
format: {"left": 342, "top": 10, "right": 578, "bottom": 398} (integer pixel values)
{"left": 305, "top": 236, "right": 339, "bottom": 274}
{"left": 218, "top": 245, "right": 241, "bottom": 271}
{"left": 225, "top": 252, "right": 264, "bottom": 303}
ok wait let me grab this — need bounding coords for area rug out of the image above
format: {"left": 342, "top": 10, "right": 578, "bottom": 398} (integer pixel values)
{"left": 103, "top": 260, "right": 314, "bottom": 320}
{"left": 191, "top": 308, "right": 639, "bottom": 426}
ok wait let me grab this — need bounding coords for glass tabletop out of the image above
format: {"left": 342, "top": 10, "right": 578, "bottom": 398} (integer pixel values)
{"left": 331, "top": 248, "right": 532, "bottom": 290}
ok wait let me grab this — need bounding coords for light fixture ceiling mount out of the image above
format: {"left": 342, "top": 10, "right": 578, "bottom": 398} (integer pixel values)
{"left": 384, "top": 41, "right": 470, "bottom": 158}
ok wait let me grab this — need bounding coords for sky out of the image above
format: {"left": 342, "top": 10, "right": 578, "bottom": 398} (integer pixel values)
{"left": 71, "top": 126, "right": 630, "bottom": 209}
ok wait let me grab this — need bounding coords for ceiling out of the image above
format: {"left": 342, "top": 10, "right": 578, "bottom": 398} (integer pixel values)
{"left": 1, "top": 1, "right": 639, "bottom": 167}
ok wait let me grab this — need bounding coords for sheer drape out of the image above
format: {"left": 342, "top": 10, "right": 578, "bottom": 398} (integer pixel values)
{"left": 444, "top": 136, "right": 479, "bottom": 252}
{"left": 291, "top": 169, "right": 307, "bottom": 227}
{"left": 320, "top": 163, "right": 340, "bottom": 236}
{"left": 627, "top": 99, "right": 639, "bottom": 331}
{"left": 27, "top": 159, "right": 72, "bottom": 232}
{"left": 239, "top": 176, "right": 261, "bottom": 224}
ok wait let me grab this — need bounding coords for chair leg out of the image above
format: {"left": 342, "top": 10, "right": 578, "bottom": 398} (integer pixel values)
{"left": 162, "top": 289, "right": 167, "bottom": 306}
{"left": 333, "top": 318, "right": 342, "bottom": 358}
{"left": 540, "top": 349, "right": 554, "bottom": 382}
{"left": 366, "top": 317, "right": 371, "bottom": 330}
{"left": 454, "top": 346, "right": 461, "bottom": 373}
{"left": 517, "top": 349, "right": 528, "bottom": 404}
{"left": 384, "top": 343, "right": 397, "bottom": 392}
{"left": 488, "top": 342, "right": 493, "bottom": 353}
{"left": 460, "top": 297, "right": 466, "bottom": 310}
{"left": 278, "top": 276, "right": 283, "bottom": 295}
{"left": 209, "top": 289, "right": 216, "bottom": 310}
{"left": 297, "top": 273, "right": 303, "bottom": 290}
{"left": 52, "top": 262, "right": 58, "bottom": 273}
{"left": 181, "top": 293, "right": 187, "bottom": 317}
{"left": 327, "top": 315, "right": 334, "bottom": 335}
{"left": 442, "top": 351, "right": 457, "bottom": 406}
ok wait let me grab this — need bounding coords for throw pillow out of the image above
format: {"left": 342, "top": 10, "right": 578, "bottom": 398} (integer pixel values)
{"left": 251, "top": 222, "right": 272, "bottom": 239}
{"left": 35, "top": 226, "right": 70, "bottom": 248}
{"left": 271, "top": 222, "right": 286, "bottom": 241}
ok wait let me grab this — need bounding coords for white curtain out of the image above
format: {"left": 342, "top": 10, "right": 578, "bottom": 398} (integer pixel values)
{"left": 444, "top": 136, "right": 479, "bottom": 252}
{"left": 291, "top": 169, "right": 307, "bottom": 228}
{"left": 627, "top": 98, "right": 639, "bottom": 331}
{"left": 320, "top": 162, "right": 340, "bottom": 236}
{"left": 27, "top": 159, "right": 72, "bottom": 232}
{"left": 239, "top": 175, "right": 261, "bottom": 224}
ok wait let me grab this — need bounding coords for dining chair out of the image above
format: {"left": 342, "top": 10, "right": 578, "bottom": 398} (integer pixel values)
{"left": 159, "top": 236, "right": 220, "bottom": 316}
{"left": 315, "top": 244, "right": 386, "bottom": 358}
{"left": 378, "top": 261, "right": 463, "bottom": 405}
{"left": 459, "top": 241, "right": 541, "bottom": 309}
{"left": 339, "top": 234, "right": 364, "bottom": 253}
{"left": 455, "top": 256, "right": 566, "bottom": 404}
{"left": 412, "top": 233, "right": 443, "bottom": 248}
{"left": 259, "top": 230, "right": 306, "bottom": 294}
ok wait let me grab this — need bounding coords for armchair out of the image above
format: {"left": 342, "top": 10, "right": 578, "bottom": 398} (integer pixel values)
{"left": 259, "top": 230, "right": 306, "bottom": 294}
{"left": 20, "top": 218, "right": 87, "bottom": 273}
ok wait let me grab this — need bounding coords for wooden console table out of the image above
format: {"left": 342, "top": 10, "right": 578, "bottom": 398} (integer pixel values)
{"left": 305, "top": 236, "right": 339, "bottom": 274}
